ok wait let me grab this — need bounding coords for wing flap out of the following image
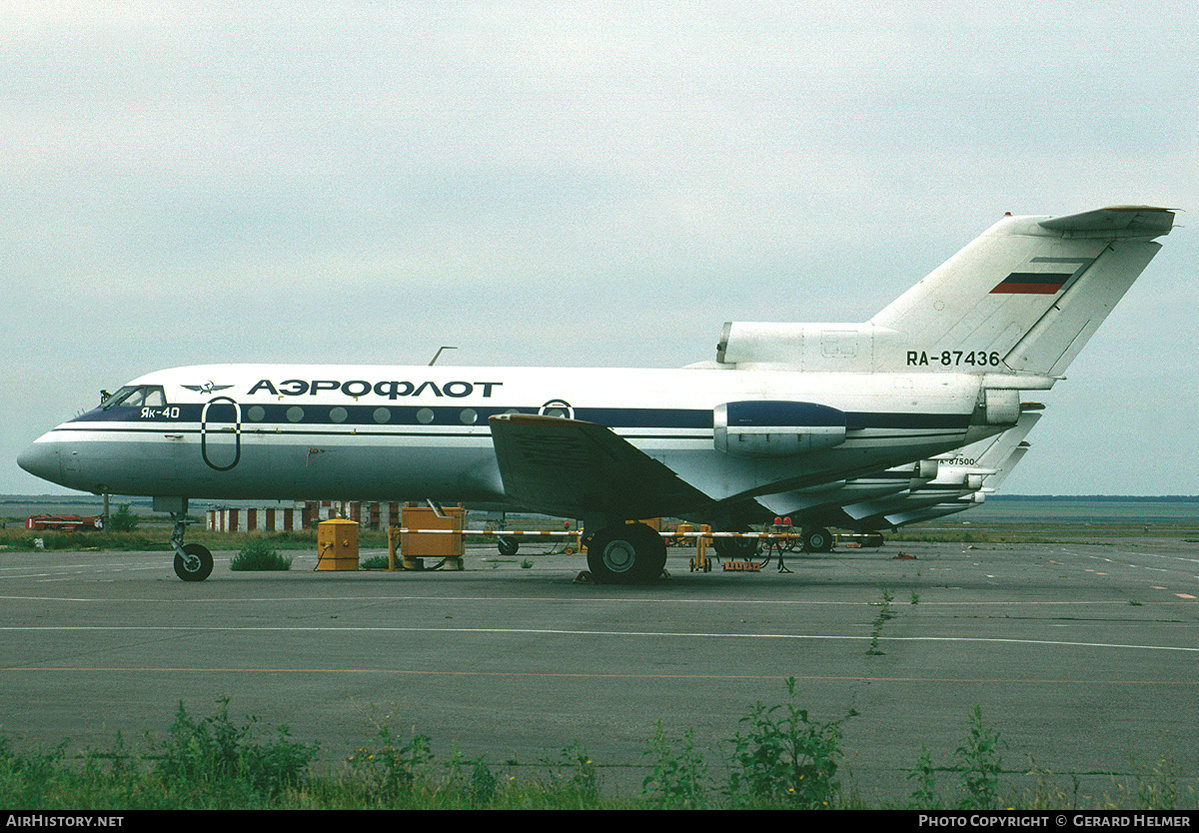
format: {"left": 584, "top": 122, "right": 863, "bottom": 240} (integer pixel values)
{"left": 488, "top": 413, "right": 711, "bottom": 520}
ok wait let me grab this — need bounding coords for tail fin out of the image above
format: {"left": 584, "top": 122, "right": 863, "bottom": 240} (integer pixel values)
{"left": 716, "top": 206, "right": 1174, "bottom": 378}
{"left": 869, "top": 206, "right": 1174, "bottom": 375}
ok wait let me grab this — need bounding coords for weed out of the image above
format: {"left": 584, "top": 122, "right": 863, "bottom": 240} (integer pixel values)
{"left": 906, "top": 743, "right": 941, "bottom": 809}
{"left": 724, "top": 677, "right": 854, "bottom": 808}
{"left": 17, "top": 531, "right": 156, "bottom": 552}
{"left": 641, "top": 722, "right": 709, "bottom": 809}
{"left": 1130, "top": 745, "right": 1180, "bottom": 810}
{"left": 3, "top": 692, "right": 1197, "bottom": 810}
{"left": 469, "top": 755, "right": 498, "bottom": 804}
{"left": 0, "top": 737, "right": 69, "bottom": 807}
{"left": 151, "top": 697, "right": 319, "bottom": 804}
{"left": 442, "top": 744, "right": 499, "bottom": 806}
{"left": 230, "top": 539, "right": 292, "bottom": 571}
{"left": 868, "top": 587, "right": 896, "bottom": 655}
{"left": 954, "top": 705, "right": 1006, "bottom": 809}
{"left": 107, "top": 504, "right": 140, "bottom": 533}
{"left": 546, "top": 739, "right": 599, "bottom": 804}
{"left": 345, "top": 724, "right": 434, "bottom": 801}
{"left": 1021, "top": 755, "right": 1080, "bottom": 810}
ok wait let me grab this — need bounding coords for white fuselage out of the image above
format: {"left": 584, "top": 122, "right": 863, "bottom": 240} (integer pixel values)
{"left": 20, "top": 363, "right": 1008, "bottom": 522}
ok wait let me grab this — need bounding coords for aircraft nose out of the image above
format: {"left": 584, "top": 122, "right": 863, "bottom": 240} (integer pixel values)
{"left": 18, "top": 437, "right": 62, "bottom": 484}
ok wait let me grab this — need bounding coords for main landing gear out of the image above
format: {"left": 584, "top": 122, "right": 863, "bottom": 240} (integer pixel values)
{"left": 169, "top": 511, "right": 213, "bottom": 582}
{"left": 585, "top": 523, "right": 667, "bottom": 584}
{"left": 801, "top": 525, "right": 834, "bottom": 553}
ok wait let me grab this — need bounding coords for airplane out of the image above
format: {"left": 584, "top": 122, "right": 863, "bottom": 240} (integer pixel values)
{"left": 877, "top": 415, "right": 1040, "bottom": 530}
{"left": 844, "top": 406, "right": 1042, "bottom": 533}
{"left": 751, "top": 406, "right": 1043, "bottom": 550}
{"left": 18, "top": 205, "right": 1175, "bottom": 583}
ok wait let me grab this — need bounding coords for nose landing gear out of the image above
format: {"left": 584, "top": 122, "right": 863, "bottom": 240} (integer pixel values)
{"left": 168, "top": 510, "right": 213, "bottom": 582}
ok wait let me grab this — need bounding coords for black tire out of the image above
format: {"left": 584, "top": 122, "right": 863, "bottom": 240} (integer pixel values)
{"left": 497, "top": 536, "right": 519, "bottom": 556}
{"left": 174, "top": 543, "right": 214, "bottom": 582}
{"left": 586, "top": 523, "right": 666, "bottom": 584}
{"left": 802, "top": 526, "right": 834, "bottom": 553}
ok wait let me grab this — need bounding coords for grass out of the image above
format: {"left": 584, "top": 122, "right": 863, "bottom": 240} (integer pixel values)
{"left": 1, "top": 688, "right": 1193, "bottom": 811}
{"left": 888, "top": 519, "right": 1199, "bottom": 544}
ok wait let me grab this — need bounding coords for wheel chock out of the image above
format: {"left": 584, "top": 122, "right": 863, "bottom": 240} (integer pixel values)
{"left": 574, "top": 570, "right": 595, "bottom": 584}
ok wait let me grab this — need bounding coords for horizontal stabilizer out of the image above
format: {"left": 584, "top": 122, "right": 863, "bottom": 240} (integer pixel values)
{"left": 488, "top": 414, "right": 712, "bottom": 521}
{"left": 1038, "top": 205, "right": 1175, "bottom": 238}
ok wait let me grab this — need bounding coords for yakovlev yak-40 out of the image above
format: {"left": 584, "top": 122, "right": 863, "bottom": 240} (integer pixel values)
{"left": 19, "top": 206, "right": 1176, "bottom": 583}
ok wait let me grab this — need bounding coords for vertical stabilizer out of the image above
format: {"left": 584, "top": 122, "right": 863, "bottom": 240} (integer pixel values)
{"left": 716, "top": 206, "right": 1174, "bottom": 378}
{"left": 868, "top": 206, "right": 1173, "bottom": 374}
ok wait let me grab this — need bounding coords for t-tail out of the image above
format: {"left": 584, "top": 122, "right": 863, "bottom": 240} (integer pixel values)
{"left": 715, "top": 206, "right": 1175, "bottom": 383}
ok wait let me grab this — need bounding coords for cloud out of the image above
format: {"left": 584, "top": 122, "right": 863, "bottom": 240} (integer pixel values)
{"left": 3, "top": 2, "right": 1196, "bottom": 495}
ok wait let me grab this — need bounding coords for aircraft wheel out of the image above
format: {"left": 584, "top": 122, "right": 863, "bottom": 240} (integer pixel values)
{"left": 174, "top": 543, "right": 214, "bottom": 582}
{"left": 497, "top": 536, "right": 519, "bottom": 556}
{"left": 802, "top": 526, "right": 834, "bottom": 553}
{"left": 586, "top": 523, "right": 666, "bottom": 584}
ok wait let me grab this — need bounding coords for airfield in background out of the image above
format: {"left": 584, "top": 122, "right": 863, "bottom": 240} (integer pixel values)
{"left": 4, "top": 493, "right": 1197, "bottom": 531}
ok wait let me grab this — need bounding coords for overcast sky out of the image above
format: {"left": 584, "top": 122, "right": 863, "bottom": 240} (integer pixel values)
{"left": 3, "top": 1, "right": 1196, "bottom": 497}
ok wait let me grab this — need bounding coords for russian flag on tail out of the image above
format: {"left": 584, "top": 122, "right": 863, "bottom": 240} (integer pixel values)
{"left": 990, "top": 272, "right": 1072, "bottom": 294}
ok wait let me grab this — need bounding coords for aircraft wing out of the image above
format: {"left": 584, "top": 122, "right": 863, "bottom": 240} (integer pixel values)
{"left": 488, "top": 413, "right": 713, "bottom": 521}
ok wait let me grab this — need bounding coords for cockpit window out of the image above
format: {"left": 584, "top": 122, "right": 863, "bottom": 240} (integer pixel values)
{"left": 101, "top": 387, "right": 137, "bottom": 408}
{"left": 102, "top": 385, "right": 167, "bottom": 409}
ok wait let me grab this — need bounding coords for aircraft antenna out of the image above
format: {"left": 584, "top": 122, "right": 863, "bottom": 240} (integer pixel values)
{"left": 428, "top": 346, "right": 457, "bottom": 366}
